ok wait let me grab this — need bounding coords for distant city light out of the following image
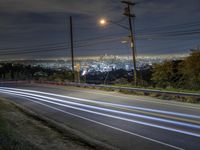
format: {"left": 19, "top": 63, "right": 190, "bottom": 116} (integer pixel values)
{"left": 82, "top": 70, "right": 87, "bottom": 76}
{"left": 121, "top": 40, "right": 128, "bottom": 44}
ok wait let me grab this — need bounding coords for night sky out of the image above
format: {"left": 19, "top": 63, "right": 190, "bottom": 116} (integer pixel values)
{"left": 0, "top": 0, "right": 200, "bottom": 60}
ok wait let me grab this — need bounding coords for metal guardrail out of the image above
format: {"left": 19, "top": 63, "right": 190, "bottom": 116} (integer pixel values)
{"left": 40, "top": 81, "right": 200, "bottom": 98}
{"left": 0, "top": 80, "right": 200, "bottom": 98}
{"left": 0, "top": 80, "right": 31, "bottom": 84}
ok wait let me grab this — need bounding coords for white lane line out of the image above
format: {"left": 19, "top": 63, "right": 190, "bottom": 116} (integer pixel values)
{"left": 18, "top": 98, "right": 185, "bottom": 150}
{"left": 0, "top": 89, "right": 199, "bottom": 129}
{"left": 0, "top": 87, "right": 199, "bottom": 119}
{"left": 1, "top": 90, "right": 200, "bottom": 138}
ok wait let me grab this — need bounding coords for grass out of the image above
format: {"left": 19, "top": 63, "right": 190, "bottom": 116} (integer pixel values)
{"left": 0, "top": 98, "right": 94, "bottom": 150}
{"left": 0, "top": 98, "right": 114, "bottom": 150}
{"left": 0, "top": 100, "right": 38, "bottom": 150}
{"left": 37, "top": 82, "right": 200, "bottom": 103}
{"left": 0, "top": 121, "right": 38, "bottom": 150}
{"left": 113, "top": 84, "right": 200, "bottom": 94}
{"left": 116, "top": 87, "right": 200, "bottom": 103}
{"left": 88, "top": 84, "right": 200, "bottom": 103}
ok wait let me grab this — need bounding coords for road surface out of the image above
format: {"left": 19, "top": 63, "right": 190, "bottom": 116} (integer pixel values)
{"left": 0, "top": 83, "right": 199, "bottom": 150}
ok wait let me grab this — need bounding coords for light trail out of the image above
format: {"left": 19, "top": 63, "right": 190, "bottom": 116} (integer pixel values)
{"left": 0, "top": 88, "right": 199, "bottom": 130}
{"left": 28, "top": 99, "right": 185, "bottom": 150}
{"left": 0, "top": 87, "right": 199, "bottom": 119}
{"left": 0, "top": 89, "right": 200, "bottom": 138}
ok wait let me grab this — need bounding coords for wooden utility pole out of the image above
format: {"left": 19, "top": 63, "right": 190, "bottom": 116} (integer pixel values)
{"left": 121, "top": 0, "right": 137, "bottom": 85}
{"left": 70, "top": 16, "right": 75, "bottom": 82}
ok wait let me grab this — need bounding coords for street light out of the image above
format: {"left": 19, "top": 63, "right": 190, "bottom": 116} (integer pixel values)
{"left": 99, "top": 18, "right": 108, "bottom": 26}
{"left": 98, "top": 17, "right": 138, "bottom": 85}
{"left": 99, "top": 18, "right": 129, "bottom": 30}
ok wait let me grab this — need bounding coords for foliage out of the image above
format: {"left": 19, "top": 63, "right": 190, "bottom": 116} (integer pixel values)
{"left": 181, "top": 50, "right": 200, "bottom": 89}
{"left": 152, "top": 50, "right": 200, "bottom": 90}
{"left": 0, "top": 63, "right": 73, "bottom": 82}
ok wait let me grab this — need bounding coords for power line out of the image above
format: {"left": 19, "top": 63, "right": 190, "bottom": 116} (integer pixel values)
{"left": 0, "top": 36, "right": 122, "bottom": 54}
{"left": 0, "top": 32, "right": 126, "bottom": 52}
{"left": 1, "top": 20, "right": 199, "bottom": 52}
{"left": 136, "top": 20, "right": 200, "bottom": 32}
{"left": 0, "top": 37, "right": 123, "bottom": 56}
{"left": 0, "top": 28, "right": 199, "bottom": 54}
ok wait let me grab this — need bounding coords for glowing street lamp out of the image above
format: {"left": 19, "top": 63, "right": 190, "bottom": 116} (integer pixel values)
{"left": 99, "top": 18, "right": 107, "bottom": 26}
{"left": 99, "top": 18, "right": 129, "bottom": 30}
{"left": 98, "top": 17, "right": 138, "bottom": 85}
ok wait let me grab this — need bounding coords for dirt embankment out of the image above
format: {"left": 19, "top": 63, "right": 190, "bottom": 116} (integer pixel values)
{"left": 0, "top": 98, "right": 92, "bottom": 150}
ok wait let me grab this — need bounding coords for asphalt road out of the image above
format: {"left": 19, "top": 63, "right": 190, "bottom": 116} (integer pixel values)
{"left": 0, "top": 83, "right": 199, "bottom": 150}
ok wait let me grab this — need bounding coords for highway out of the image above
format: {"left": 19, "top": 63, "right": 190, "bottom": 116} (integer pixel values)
{"left": 0, "top": 83, "right": 199, "bottom": 150}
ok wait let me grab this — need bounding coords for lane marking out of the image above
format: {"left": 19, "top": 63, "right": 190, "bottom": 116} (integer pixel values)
{"left": 1, "top": 89, "right": 199, "bottom": 130}
{"left": 10, "top": 96, "right": 185, "bottom": 150}
{"left": 1, "top": 87, "right": 199, "bottom": 120}
{"left": 8, "top": 86, "right": 198, "bottom": 124}
{"left": 1, "top": 90, "right": 200, "bottom": 138}
{"left": 107, "top": 105, "right": 200, "bottom": 125}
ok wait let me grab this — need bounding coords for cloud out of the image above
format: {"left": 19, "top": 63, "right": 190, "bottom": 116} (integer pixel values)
{"left": 136, "top": 0, "right": 200, "bottom": 18}
{"left": 0, "top": 0, "right": 199, "bottom": 59}
{"left": 0, "top": 0, "right": 122, "bottom": 17}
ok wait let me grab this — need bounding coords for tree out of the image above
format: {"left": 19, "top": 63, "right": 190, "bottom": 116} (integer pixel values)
{"left": 152, "top": 61, "right": 173, "bottom": 88}
{"left": 151, "top": 60, "right": 182, "bottom": 88}
{"left": 181, "top": 50, "right": 200, "bottom": 89}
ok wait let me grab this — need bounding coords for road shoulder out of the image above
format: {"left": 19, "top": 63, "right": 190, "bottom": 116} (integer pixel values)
{"left": 0, "top": 98, "right": 114, "bottom": 150}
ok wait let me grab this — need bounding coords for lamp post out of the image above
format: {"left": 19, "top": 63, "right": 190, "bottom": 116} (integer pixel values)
{"left": 69, "top": 16, "right": 75, "bottom": 82}
{"left": 98, "top": 17, "right": 137, "bottom": 85}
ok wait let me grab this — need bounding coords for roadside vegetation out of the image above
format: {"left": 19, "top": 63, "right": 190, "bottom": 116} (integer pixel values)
{"left": 111, "top": 51, "right": 200, "bottom": 103}
{"left": 151, "top": 50, "right": 200, "bottom": 90}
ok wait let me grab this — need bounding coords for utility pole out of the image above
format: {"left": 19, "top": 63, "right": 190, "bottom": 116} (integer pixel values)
{"left": 121, "top": 0, "right": 137, "bottom": 85}
{"left": 70, "top": 16, "right": 75, "bottom": 82}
